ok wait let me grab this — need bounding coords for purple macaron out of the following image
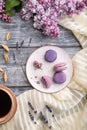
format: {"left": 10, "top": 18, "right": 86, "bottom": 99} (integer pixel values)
{"left": 41, "top": 76, "right": 52, "bottom": 88}
{"left": 53, "top": 62, "right": 67, "bottom": 72}
{"left": 53, "top": 72, "right": 66, "bottom": 84}
{"left": 45, "top": 49, "right": 57, "bottom": 62}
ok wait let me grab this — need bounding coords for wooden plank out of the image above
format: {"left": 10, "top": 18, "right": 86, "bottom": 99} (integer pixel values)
{"left": 0, "top": 47, "right": 81, "bottom": 65}
{"left": 0, "top": 47, "right": 81, "bottom": 87}
{"left": 0, "top": 14, "right": 80, "bottom": 47}
{"left": 10, "top": 87, "right": 32, "bottom": 96}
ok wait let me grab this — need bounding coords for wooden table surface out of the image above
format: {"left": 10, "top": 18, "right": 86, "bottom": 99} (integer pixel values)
{"left": 0, "top": 14, "right": 81, "bottom": 96}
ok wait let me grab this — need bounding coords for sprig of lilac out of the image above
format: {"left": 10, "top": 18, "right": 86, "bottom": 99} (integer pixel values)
{"left": 21, "top": 0, "right": 87, "bottom": 37}
{"left": 0, "top": 0, "right": 12, "bottom": 22}
{"left": 83, "top": 0, "right": 87, "bottom": 6}
{"left": 0, "top": 0, "right": 87, "bottom": 37}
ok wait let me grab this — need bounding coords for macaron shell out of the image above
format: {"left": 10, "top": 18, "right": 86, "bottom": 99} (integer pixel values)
{"left": 41, "top": 76, "right": 52, "bottom": 88}
{"left": 45, "top": 49, "right": 57, "bottom": 62}
{"left": 54, "top": 66, "right": 67, "bottom": 72}
{"left": 54, "top": 63, "right": 67, "bottom": 67}
{"left": 53, "top": 72, "right": 66, "bottom": 84}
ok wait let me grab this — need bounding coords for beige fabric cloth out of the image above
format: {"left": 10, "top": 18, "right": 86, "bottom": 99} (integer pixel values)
{"left": 59, "top": 8, "right": 87, "bottom": 37}
{"left": 73, "top": 32, "right": 87, "bottom": 48}
{"left": 0, "top": 9, "right": 87, "bottom": 130}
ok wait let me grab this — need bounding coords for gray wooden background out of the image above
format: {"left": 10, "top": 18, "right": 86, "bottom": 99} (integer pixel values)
{"left": 0, "top": 14, "right": 81, "bottom": 96}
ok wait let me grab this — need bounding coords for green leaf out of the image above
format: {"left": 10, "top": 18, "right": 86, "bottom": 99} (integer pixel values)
{"left": 5, "top": 0, "right": 21, "bottom": 16}
{"left": 15, "top": 2, "right": 22, "bottom": 12}
{"left": 6, "top": 11, "right": 15, "bottom": 17}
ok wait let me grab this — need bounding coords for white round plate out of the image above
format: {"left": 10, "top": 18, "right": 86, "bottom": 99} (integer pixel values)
{"left": 26, "top": 46, "right": 73, "bottom": 93}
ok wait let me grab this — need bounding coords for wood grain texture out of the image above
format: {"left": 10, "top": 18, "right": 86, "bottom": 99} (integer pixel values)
{"left": 0, "top": 47, "right": 80, "bottom": 87}
{"left": 0, "top": 14, "right": 81, "bottom": 95}
{"left": 0, "top": 14, "right": 80, "bottom": 47}
{"left": 10, "top": 87, "right": 32, "bottom": 96}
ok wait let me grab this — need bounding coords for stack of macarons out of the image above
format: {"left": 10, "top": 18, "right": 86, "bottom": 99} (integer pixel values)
{"left": 53, "top": 63, "right": 67, "bottom": 84}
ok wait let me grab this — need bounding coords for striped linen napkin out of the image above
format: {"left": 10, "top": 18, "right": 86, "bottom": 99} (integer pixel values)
{"left": 59, "top": 8, "right": 87, "bottom": 37}
{"left": 59, "top": 8, "right": 87, "bottom": 91}
{"left": 73, "top": 32, "right": 87, "bottom": 48}
{"left": 0, "top": 9, "right": 87, "bottom": 130}
{"left": 59, "top": 8, "right": 87, "bottom": 48}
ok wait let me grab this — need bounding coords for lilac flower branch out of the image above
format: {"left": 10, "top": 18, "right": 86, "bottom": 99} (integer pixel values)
{"left": 21, "top": 0, "right": 87, "bottom": 37}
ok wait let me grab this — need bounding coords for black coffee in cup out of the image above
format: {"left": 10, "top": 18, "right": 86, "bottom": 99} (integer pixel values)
{"left": 0, "top": 86, "right": 17, "bottom": 124}
{"left": 0, "top": 90, "right": 12, "bottom": 117}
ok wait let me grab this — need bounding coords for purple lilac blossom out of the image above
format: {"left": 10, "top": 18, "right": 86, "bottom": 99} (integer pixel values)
{"left": 21, "top": 0, "right": 87, "bottom": 37}
{"left": 0, "top": 0, "right": 12, "bottom": 22}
